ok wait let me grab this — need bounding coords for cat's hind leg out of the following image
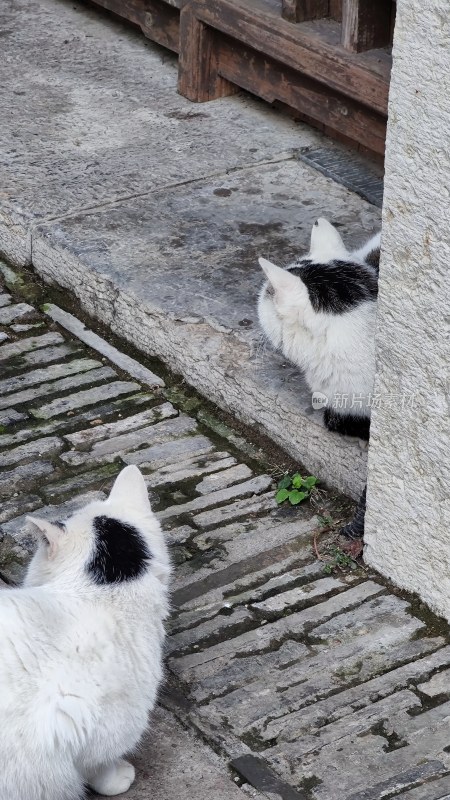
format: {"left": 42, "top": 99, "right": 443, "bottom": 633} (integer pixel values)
{"left": 87, "top": 759, "right": 136, "bottom": 796}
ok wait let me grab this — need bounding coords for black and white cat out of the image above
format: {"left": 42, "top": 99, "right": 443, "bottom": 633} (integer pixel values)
{"left": 258, "top": 217, "right": 380, "bottom": 441}
{"left": 0, "top": 465, "right": 171, "bottom": 800}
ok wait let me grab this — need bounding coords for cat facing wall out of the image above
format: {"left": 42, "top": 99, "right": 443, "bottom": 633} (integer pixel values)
{"left": 258, "top": 218, "right": 381, "bottom": 540}
{"left": 0, "top": 465, "right": 171, "bottom": 800}
{"left": 258, "top": 218, "right": 380, "bottom": 441}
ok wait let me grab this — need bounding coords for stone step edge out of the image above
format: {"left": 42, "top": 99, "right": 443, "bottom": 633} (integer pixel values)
{"left": 2, "top": 259, "right": 366, "bottom": 500}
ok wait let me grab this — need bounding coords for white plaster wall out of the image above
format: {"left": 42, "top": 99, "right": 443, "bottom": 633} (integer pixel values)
{"left": 365, "top": 0, "right": 450, "bottom": 618}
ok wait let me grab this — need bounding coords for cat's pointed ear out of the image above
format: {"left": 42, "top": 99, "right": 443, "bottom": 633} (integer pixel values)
{"left": 310, "top": 218, "right": 348, "bottom": 262}
{"left": 26, "top": 516, "right": 63, "bottom": 558}
{"left": 108, "top": 465, "right": 150, "bottom": 512}
{"left": 259, "top": 257, "right": 299, "bottom": 292}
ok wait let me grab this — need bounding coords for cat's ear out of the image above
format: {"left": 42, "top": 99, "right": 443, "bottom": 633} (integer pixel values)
{"left": 26, "top": 516, "right": 63, "bottom": 558}
{"left": 310, "top": 218, "right": 348, "bottom": 262}
{"left": 107, "top": 465, "right": 150, "bottom": 512}
{"left": 259, "top": 257, "right": 299, "bottom": 295}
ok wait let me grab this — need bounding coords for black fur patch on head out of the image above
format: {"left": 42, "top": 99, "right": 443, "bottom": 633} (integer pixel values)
{"left": 324, "top": 407, "right": 370, "bottom": 440}
{"left": 289, "top": 260, "right": 378, "bottom": 314}
{"left": 87, "top": 515, "right": 151, "bottom": 585}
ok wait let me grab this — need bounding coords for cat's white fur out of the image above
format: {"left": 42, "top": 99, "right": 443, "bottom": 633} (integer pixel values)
{"left": 258, "top": 218, "right": 381, "bottom": 417}
{"left": 0, "top": 465, "right": 170, "bottom": 800}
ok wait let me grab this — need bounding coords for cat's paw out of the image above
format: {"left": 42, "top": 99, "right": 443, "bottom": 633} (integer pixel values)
{"left": 89, "top": 759, "right": 136, "bottom": 796}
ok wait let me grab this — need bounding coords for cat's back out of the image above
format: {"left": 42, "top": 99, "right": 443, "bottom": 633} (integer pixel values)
{"left": 0, "top": 585, "right": 159, "bottom": 743}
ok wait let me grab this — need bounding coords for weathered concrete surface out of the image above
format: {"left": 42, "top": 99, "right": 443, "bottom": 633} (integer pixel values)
{"left": 2, "top": 275, "right": 450, "bottom": 800}
{"left": 0, "top": 0, "right": 313, "bottom": 266}
{"left": 125, "top": 708, "right": 258, "bottom": 800}
{"left": 32, "top": 159, "right": 379, "bottom": 498}
{"left": 364, "top": 1, "right": 450, "bottom": 619}
{"left": 0, "top": 0, "right": 381, "bottom": 499}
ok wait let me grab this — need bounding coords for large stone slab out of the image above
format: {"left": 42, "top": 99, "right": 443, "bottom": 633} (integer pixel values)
{"left": 0, "top": 0, "right": 315, "bottom": 265}
{"left": 34, "top": 158, "right": 379, "bottom": 497}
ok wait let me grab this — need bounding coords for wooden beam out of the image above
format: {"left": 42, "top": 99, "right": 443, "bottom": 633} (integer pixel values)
{"left": 212, "top": 31, "right": 386, "bottom": 154}
{"left": 178, "top": 4, "right": 237, "bottom": 101}
{"left": 341, "top": 0, "right": 392, "bottom": 52}
{"left": 191, "top": 0, "right": 390, "bottom": 116}
{"left": 329, "top": 0, "right": 342, "bottom": 20}
{"left": 281, "top": 0, "right": 329, "bottom": 24}
{"left": 87, "top": 0, "right": 182, "bottom": 52}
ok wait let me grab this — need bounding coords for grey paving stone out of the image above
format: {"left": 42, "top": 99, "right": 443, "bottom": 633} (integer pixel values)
{"left": 0, "top": 293, "right": 12, "bottom": 307}
{"left": 167, "top": 525, "right": 197, "bottom": 546}
{"left": 170, "top": 582, "right": 384, "bottom": 678}
{"left": 171, "top": 564, "right": 330, "bottom": 635}
{"left": 168, "top": 607, "right": 255, "bottom": 656}
{"left": 0, "top": 408, "right": 27, "bottom": 426}
{"left": 0, "top": 332, "right": 9, "bottom": 343}
{"left": 278, "top": 698, "right": 450, "bottom": 800}
{"left": 0, "top": 461, "right": 55, "bottom": 496}
{"left": 173, "top": 523, "right": 317, "bottom": 599}
{"left": 45, "top": 305, "right": 165, "bottom": 388}
{"left": 1, "top": 393, "right": 159, "bottom": 449}
{"left": 251, "top": 575, "right": 353, "bottom": 614}
{"left": 0, "top": 495, "right": 42, "bottom": 524}
{"left": 10, "top": 322, "right": 45, "bottom": 333}
{"left": 0, "top": 534, "right": 32, "bottom": 584}
{"left": 42, "top": 465, "right": 120, "bottom": 501}
{"left": 32, "top": 378, "right": 138, "bottom": 418}
{"left": 1, "top": 491, "right": 106, "bottom": 542}
{"left": 193, "top": 492, "right": 278, "bottom": 529}
{"left": 266, "top": 689, "right": 421, "bottom": 764}
{"left": 196, "top": 465, "right": 253, "bottom": 495}
{"left": 0, "top": 302, "right": 34, "bottom": 324}
{"left": 62, "top": 414, "right": 196, "bottom": 465}
{"left": 124, "top": 435, "right": 215, "bottom": 470}
{"left": 417, "top": 669, "right": 450, "bottom": 698}
{"left": 146, "top": 454, "right": 237, "bottom": 489}
{"left": 1, "top": 365, "right": 117, "bottom": 411}
{"left": 19, "top": 342, "right": 81, "bottom": 365}
{"left": 0, "top": 331, "right": 64, "bottom": 360}
{"left": 177, "top": 562, "right": 326, "bottom": 634}
{"left": 64, "top": 403, "right": 177, "bottom": 448}
{"left": 194, "top": 627, "right": 438, "bottom": 740}
{"left": 0, "top": 357, "right": 102, "bottom": 395}
{"left": 262, "top": 644, "right": 450, "bottom": 745}
{"left": 159, "top": 476, "right": 273, "bottom": 521}
{"left": 0, "top": 435, "right": 62, "bottom": 467}
{"left": 396, "top": 774, "right": 450, "bottom": 799}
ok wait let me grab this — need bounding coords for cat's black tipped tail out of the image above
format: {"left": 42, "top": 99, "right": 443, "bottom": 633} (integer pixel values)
{"left": 324, "top": 408, "right": 370, "bottom": 440}
{"left": 341, "top": 486, "right": 367, "bottom": 540}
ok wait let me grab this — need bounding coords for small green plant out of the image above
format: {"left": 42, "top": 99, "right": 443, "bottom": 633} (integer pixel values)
{"left": 323, "top": 546, "right": 358, "bottom": 574}
{"left": 276, "top": 472, "right": 318, "bottom": 506}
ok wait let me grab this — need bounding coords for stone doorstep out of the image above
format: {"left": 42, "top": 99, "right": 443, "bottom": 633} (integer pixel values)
{"left": 31, "top": 154, "right": 379, "bottom": 501}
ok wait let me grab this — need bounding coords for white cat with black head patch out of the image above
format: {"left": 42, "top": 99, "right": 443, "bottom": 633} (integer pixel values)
{"left": 0, "top": 465, "right": 170, "bottom": 800}
{"left": 258, "top": 218, "right": 380, "bottom": 440}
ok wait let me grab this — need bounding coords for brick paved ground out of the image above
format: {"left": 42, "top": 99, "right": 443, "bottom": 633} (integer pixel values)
{"left": 1, "top": 265, "right": 450, "bottom": 800}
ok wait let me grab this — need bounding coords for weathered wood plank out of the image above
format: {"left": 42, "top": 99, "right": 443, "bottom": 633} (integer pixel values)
{"left": 88, "top": 0, "right": 182, "bottom": 52}
{"left": 190, "top": 0, "right": 390, "bottom": 116}
{"left": 178, "top": 3, "right": 237, "bottom": 101}
{"left": 341, "top": 0, "right": 392, "bottom": 53}
{"left": 213, "top": 31, "right": 386, "bottom": 153}
{"left": 281, "top": 0, "right": 329, "bottom": 23}
{"left": 329, "top": 0, "right": 342, "bottom": 20}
